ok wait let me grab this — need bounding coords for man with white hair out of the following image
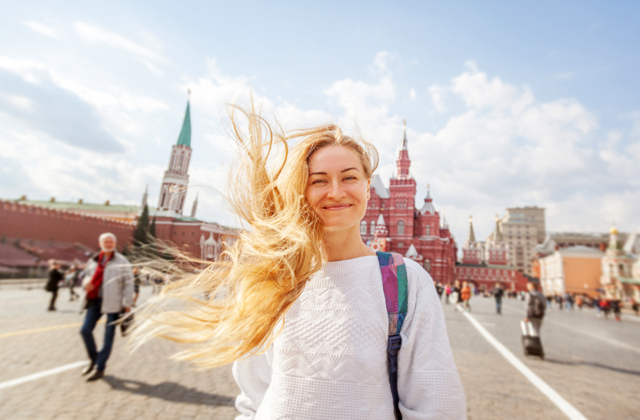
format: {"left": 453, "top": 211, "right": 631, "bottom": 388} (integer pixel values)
{"left": 80, "top": 232, "right": 134, "bottom": 381}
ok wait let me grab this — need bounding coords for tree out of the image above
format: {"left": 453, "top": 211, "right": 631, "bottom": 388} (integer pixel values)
{"left": 133, "top": 204, "right": 150, "bottom": 245}
{"left": 149, "top": 216, "right": 157, "bottom": 239}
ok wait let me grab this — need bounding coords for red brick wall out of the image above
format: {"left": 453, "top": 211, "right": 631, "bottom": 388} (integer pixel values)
{"left": 0, "top": 200, "right": 134, "bottom": 251}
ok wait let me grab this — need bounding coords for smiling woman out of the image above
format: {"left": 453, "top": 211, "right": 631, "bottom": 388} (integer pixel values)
{"left": 133, "top": 101, "right": 466, "bottom": 420}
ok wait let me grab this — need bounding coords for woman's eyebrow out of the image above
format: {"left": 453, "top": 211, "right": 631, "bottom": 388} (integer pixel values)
{"left": 309, "top": 167, "right": 359, "bottom": 176}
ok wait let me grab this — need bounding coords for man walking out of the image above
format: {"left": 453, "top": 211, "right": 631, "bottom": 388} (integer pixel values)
{"left": 492, "top": 282, "right": 504, "bottom": 314}
{"left": 80, "top": 233, "right": 134, "bottom": 382}
{"left": 45, "top": 260, "right": 63, "bottom": 311}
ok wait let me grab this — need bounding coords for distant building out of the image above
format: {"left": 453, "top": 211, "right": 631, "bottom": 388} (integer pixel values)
{"left": 538, "top": 246, "right": 604, "bottom": 297}
{"left": 454, "top": 216, "right": 528, "bottom": 292}
{"left": 601, "top": 226, "right": 639, "bottom": 300}
{"left": 499, "top": 206, "right": 545, "bottom": 275}
{"left": 362, "top": 121, "right": 457, "bottom": 285}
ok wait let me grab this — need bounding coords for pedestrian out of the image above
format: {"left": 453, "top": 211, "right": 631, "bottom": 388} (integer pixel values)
{"left": 564, "top": 292, "right": 574, "bottom": 312}
{"left": 461, "top": 281, "right": 472, "bottom": 312}
{"left": 611, "top": 299, "right": 622, "bottom": 321}
{"left": 132, "top": 266, "right": 143, "bottom": 307}
{"left": 492, "top": 282, "right": 504, "bottom": 314}
{"left": 435, "top": 282, "right": 444, "bottom": 301}
{"left": 133, "top": 114, "right": 467, "bottom": 418}
{"left": 80, "top": 233, "right": 134, "bottom": 382}
{"left": 523, "top": 281, "right": 546, "bottom": 358}
{"left": 575, "top": 295, "right": 583, "bottom": 311}
{"left": 452, "top": 280, "right": 462, "bottom": 310}
{"left": 445, "top": 284, "right": 451, "bottom": 304}
{"left": 45, "top": 260, "right": 63, "bottom": 311}
{"left": 600, "top": 299, "right": 610, "bottom": 319}
{"left": 65, "top": 264, "right": 80, "bottom": 301}
{"left": 631, "top": 298, "right": 639, "bottom": 316}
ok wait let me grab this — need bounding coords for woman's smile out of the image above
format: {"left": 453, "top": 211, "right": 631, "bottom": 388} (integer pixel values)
{"left": 323, "top": 203, "right": 353, "bottom": 210}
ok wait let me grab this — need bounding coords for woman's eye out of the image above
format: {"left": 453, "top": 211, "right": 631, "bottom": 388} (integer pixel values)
{"left": 344, "top": 176, "right": 357, "bottom": 181}
{"left": 311, "top": 179, "right": 326, "bottom": 184}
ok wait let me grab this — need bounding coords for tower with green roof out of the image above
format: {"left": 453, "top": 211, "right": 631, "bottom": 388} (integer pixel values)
{"left": 158, "top": 98, "right": 192, "bottom": 214}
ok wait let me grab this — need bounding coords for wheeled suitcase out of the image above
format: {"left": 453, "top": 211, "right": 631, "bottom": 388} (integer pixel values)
{"left": 521, "top": 320, "right": 544, "bottom": 359}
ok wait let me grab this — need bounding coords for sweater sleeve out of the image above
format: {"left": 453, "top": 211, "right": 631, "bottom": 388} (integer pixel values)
{"left": 232, "top": 347, "right": 273, "bottom": 420}
{"left": 397, "top": 260, "right": 467, "bottom": 419}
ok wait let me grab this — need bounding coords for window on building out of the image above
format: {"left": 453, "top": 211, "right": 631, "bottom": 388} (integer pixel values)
{"left": 360, "top": 220, "right": 367, "bottom": 235}
{"left": 397, "top": 220, "right": 405, "bottom": 235}
{"left": 426, "top": 225, "right": 431, "bottom": 235}
{"left": 178, "top": 154, "right": 184, "bottom": 169}
{"left": 424, "top": 259, "right": 432, "bottom": 273}
{"left": 398, "top": 242, "right": 404, "bottom": 248}
{"left": 370, "top": 220, "right": 376, "bottom": 233}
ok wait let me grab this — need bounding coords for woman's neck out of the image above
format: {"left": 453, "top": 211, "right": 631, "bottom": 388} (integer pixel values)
{"left": 321, "top": 225, "right": 375, "bottom": 262}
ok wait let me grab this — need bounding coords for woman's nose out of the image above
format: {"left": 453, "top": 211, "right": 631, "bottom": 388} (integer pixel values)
{"left": 327, "top": 180, "right": 345, "bottom": 199}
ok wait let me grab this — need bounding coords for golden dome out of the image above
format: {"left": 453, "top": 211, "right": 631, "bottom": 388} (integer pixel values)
{"left": 610, "top": 225, "right": 618, "bottom": 235}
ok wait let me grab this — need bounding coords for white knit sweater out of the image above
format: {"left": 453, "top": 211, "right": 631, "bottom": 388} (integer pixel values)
{"left": 233, "top": 256, "right": 467, "bottom": 420}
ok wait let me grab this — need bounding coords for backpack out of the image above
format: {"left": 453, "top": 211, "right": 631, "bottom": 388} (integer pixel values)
{"left": 376, "top": 251, "right": 408, "bottom": 420}
{"left": 529, "top": 293, "right": 545, "bottom": 318}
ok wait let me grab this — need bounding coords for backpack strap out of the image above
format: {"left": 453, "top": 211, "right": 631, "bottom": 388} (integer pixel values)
{"left": 376, "top": 251, "right": 408, "bottom": 420}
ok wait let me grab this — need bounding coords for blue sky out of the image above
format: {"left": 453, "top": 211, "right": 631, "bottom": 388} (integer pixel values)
{"left": 1, "top": 0, "right": 639, "bottom": 245}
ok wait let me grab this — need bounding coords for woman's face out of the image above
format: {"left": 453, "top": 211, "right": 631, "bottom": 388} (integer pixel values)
{"left": 306, "top": 145, "right": 370, "bottom": 232}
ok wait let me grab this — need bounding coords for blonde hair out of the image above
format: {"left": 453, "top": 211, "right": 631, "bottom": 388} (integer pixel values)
{"left": 132, "top": 103, "right": 378, "bottom": 368}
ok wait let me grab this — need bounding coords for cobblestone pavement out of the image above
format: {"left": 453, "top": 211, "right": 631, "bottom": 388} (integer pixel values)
{"left": 1, "top": 286, "right": 639, "bottom": 419}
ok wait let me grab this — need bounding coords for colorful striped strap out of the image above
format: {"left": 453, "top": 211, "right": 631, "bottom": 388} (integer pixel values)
{"left": 376, "top": 251, "right": 408, "bottom": 420}
{"left": 376, "top": 251, "right": 408, "bottom": 334}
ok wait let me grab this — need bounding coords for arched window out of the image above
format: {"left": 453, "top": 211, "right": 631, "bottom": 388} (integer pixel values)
{"left": 178, "top": 154, "right": 184, "bottom": 169}
{"left": 161, "top": 192, "right": 166, "bottom": 207}
{"left": 360, "top": 220, "right": 367, "bottom": 235}
{"left": 169, "top": 154, "right": 175, "bottom": 169}
{"left": 426, "top": 225, "right": 430, "bottom": 235}
{"left": 424, "top": 259, "right": 431, "bottom": 273}
{"left": 370, "top": 220, "right": 376, "bottom": 234}
{"left": 397, "top": 220, "right": 405, "bottom": 235}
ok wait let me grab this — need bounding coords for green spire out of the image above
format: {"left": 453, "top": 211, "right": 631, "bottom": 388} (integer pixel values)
{"left": 176, "top": 100, "right": 191, "bottom": 147}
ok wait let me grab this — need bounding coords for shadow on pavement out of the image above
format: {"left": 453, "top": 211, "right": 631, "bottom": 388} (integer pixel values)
{"left": 545, "top": 358, "right": 640, "bottom": 377}
{"left": 103, "top": 375, "right": 236, "bottom": 406}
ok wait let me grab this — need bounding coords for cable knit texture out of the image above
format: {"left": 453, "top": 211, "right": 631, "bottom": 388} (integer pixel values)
{"left": 233, "top": 256, "right": 467, "bottom": 420}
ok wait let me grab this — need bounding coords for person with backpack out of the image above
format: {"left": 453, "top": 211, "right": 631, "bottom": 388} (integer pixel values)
{"left": 133, "top": 111, "right": 467, "bottom": 419}
{"left": 524, "top": 282, "right": 546, "bottom": 337}
{"left": 492, "top": 283, "right": 505, "bottom": 314}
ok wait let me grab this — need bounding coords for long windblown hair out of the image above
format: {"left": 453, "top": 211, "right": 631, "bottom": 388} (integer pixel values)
{"left": 131, "top": 102, "right": 379, "bottom": 368}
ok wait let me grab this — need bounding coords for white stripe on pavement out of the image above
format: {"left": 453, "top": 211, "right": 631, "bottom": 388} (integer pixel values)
{"left": 0, "top": 361, "right": 88, "bottom": 390}
{"left": 461, "top": 311, "right": 589, "bottom": 420}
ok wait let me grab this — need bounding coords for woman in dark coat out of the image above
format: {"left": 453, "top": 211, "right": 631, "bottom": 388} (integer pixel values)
{"left": 45, "top": 260, "right": 63, "bottom": 311}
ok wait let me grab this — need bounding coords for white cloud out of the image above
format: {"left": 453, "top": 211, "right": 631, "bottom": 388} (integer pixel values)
{"left": 2, "top": 94, "right": 33, "bottom": 111}
{"left": 25, "top": 21, "right": 60, "bottom": 39}
{"left": 74, "top": 22, "right": 164, "bottom": 63}
{"left": 409, "top": 88, "right": 417, "bottom": 100}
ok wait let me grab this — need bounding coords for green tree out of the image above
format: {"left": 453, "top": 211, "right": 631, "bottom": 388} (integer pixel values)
{"left": 133, "top": 204, "right": 150, "bottom": 245}
{"left": 149, "top": 216, "right": 157, "bottom": 238}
